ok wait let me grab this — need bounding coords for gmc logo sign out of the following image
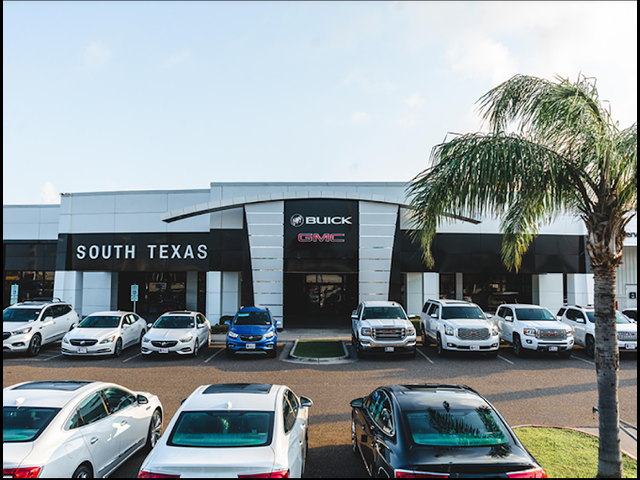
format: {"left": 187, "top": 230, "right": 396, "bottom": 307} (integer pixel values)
{"left": 298, "top": 233, "right": 345, "bottom": 243}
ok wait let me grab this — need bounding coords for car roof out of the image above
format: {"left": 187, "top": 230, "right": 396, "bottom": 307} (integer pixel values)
{"left": 427, "top": 299, "right": 473, "bottom": 306}
{"left": 86, "top": 311, "right": 131, "bottom": 317}
{"left": 361, "top": 301, "right": 403, "bottom": 308}
{"left": 500, "top": 304, "right": 546, "bottom": 308}
{"left": 386, "top": 384, "right": 490, "bottom": 410}
{"left": 237, "top": 306, "right": 269, "bottom": 313}
{"left": 182, "top": 383, "right": 283, "bottom": 412}
{"left": 3, "top": 381, "right": 104, "bottom": 409}
{"left": 160, "top": 311, "right": 199, "bottom": 316}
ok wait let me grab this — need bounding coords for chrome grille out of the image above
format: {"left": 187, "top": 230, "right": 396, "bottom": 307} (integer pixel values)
{"left": 70, "top": 339, "right": 98, "bottom": 346}
{"left": 457, "top": 328, "right": 490, "bottom": 341}
{"left": 240, "top": 335, "right": 263, "bottom": 342}
{"left": 538, "top": 329, "right": 567, "bottom": 341}
{"left": 3, "top": 333, "right": 10, "bottom": 341}
{"left": 618, "top": 332, "right": 637, "bottom": 342}
{"left": 152, "top": 340, "right": 178, "bottom": 348}
{"left": 372, "top": 328, "right": 405, "bottom": 341}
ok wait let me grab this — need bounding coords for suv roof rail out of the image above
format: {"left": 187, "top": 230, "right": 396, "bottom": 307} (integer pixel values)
{"left": 20, "top": 297, "right": 63, "bottom": 304}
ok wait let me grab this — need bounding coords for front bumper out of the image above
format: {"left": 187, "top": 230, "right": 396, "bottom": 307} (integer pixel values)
{"left": 618, "top": 340, "right": 637, "bottom": 352}
{"left": 141, "top": 340, "right": 195, "bottom": 355}
{"left": 522, "top": 336, "right": 574, "bottom": 352}
{"left": 359, "top": 337, "right": 417, "bottom": 354}
{"left": 442, "top": 335, "right": 500, "bottom": 352}
{"left": 3, "top": 334, "right": 31, "bottom": 353}
{"left": 226, "top": 339, "right": 277, "bottom": 354}
{"left": 61, "top": 342, "right": 116, "bottom": 356}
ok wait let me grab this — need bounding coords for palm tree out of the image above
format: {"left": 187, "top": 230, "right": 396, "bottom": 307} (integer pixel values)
{"left": 407, "top": 74, "right": 636, "bottom": 478}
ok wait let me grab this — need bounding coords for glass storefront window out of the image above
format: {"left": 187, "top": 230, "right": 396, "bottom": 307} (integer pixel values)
{"left": 3, "top": 270, "right": 55, "bottom": 308}
{"left": 463, "top": 274, "right": 532, "bottom": 312}
{"left": 440, "top": 274, "right": 456, "bottom": 299}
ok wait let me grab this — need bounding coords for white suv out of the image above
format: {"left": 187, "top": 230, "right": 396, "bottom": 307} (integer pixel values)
{"left": 3, "top": 299, "right": 79, "bottom": 356}
{"left": 495, "top": 304, "right": 573, "bottom": 358}
{"left": 559, "top": 305, "right": 637, "bottom": 357}
{"left": 420, "top": 299, "right": 500, "bottom": 357}
{"left": 351, "top": 301, "right": 416, "bottom": 357}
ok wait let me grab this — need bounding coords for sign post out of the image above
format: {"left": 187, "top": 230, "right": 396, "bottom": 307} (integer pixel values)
{"left": 10, "top": 284, "right": 19, "bottom": 305}
{"left": 131, "top": 284, "right": 139, "bottom": 313}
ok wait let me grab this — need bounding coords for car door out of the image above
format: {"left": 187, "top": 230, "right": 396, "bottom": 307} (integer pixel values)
{"left": 121, "top": 315, "right": 137, "bottom": 348}
{"left": 196, "top": 314, "right": 208, "bottom": 346}
{"left": 502, "top": 306, "right": 516, "bottom": 343}
{"left": 55, "top": 305, "right": 74, "bottom": 337}
{"left": 131, "top": 313, "right": 145, "bottom": 343}
{"left": 426, "top": 303, "right": 440, "bottom": 338}
{"left": 352, "top": 303, "right": 363, "bottom": 338}
{"left": 570, "top": 309, "right": 588, "bottom": 346}
{"left": 282, "top": 389, "right": 304, "bottom": 477}
{"left": 360, "top": 391, "right": 383, "bottom": 473}
{"left": 371, "top": 393, "right": 395, "bottom": 478}
{"left": 101, "top": 387, "right": 144, "bottom": 459}
{"left": 39, "top": 306, "right": 58, "bottom": 343}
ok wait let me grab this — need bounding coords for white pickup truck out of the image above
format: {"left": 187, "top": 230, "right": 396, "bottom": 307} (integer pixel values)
{"left": 351, "top": 301, "right": 416, "bottom": 357}
{"left": 420, "top": 299, "right": 500, "bottom": 357}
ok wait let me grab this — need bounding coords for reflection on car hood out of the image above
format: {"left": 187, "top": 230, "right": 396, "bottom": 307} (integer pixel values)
{"left": 145, "top": 329, "right": 194, "bottom": 341}
{"left": 3, "top": 321, "right": 34, "bottom": 333}
{"left": 517, "top": 321, "right": 570, "bottom": 331}
{"left": 2, "top": 442, "right": 34, "bottom": 468}
{"left": 445, "top": 319, "right": 492, "bottom": 329}
{"left": 67, "top": 328, "right": 119, "bottom": 341}
{"left": 231, "top": 325, "right": 274, "bottom": 336}
{"left": 618, "top": 323, "right": 637, "bottom": 333}
{"left": 360, "top": 319, "right": 411, "bottom": 328}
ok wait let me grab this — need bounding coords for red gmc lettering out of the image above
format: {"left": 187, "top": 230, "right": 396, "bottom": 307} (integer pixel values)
{"left": 297, "top": 233, "right": 345, "bottom": 243}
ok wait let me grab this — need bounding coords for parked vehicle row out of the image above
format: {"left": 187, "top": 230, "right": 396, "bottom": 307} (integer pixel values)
{"left": 3, "top": 381, "right": 547, "bottom": 478}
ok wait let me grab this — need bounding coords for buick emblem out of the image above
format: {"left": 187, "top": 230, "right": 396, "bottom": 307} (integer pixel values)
{"left": 80, "top": 341, "right": 86, "bottom": 346}
{"left": 291, "top": 214, "right": 304, "bottom": 227}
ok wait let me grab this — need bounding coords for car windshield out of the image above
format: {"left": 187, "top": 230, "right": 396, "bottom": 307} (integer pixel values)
{"left": 515, "top": 308, "right": 557, "bottom": 321}
{"left": 585, "top": 312, "right": 632, "bottom": 324}
{"left": 153, "top": 316, "right": 194, "bottom": 329}
{"left": 404, "top": 406, "right": 510, "bottom": 447}
{"left": 233, "top": 312, "right": 271, "bottom": 326}
{"left": 78, "top": 316, "right": 121, "bottom": 328}
{"left": 168, "top": 411, "right": 274, "bottom": 448}
{"left": 362, "top": 307, "right": 407, "bottom": 321}
{"left": 441, "top": 306, "right": 486, "bottom": 320}
{"left": 3, "top": 407, "right": 60, "bottom": 443}
{"left": 3, "top": 308, "right": 42, "bottom": 322}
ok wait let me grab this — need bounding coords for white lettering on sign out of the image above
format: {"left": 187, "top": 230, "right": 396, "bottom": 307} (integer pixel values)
{"left": 77, "top": 244, "right": 138, "bottom": 260}
{"left": 76, "top": 243, "right": 205, "bottom": 261}
{"left": 184, "top": 245, "right": 194, "bottom": 259}
{"left": 305, "top": 216, "right": 352, "bottom": 225}
{"left": 89, "top": 245, "right": 100, "bottom": 260}
{"left": 159, "top": 245, "right": 169, "bottom": 259}
{"left": 125, "top": 245, "right": 135, "bottom": 259}
{"left": 77, "top": 245, "right": 86, "bottom": 259}
{"left": 197, "top": 244, "right": 208, "bottom": 259}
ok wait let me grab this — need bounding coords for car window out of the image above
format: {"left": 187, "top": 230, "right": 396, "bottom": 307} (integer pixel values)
{"left": 365, "top": 390, "right": 384, "bottom": 422}
{"left": 76, "top": 392, "right": 109, "bottom": 426}
{"left": 422, "top": 302, "right": 430, "bottom": 314}
{"left": 282, "top": 392, "right": 296, "bottom": 434}
{"left": 153, "top": 316, "right": 195, "bottom": 329}
{"left": 441, "top": 306, "right": 486, "bottom": 320}
{"left": 2, "top": 308, "right": 42, "bottom": 322}
{"left": 234, "top": 312, "right": 272, "bottom": 326}
{"left": 287, "top": 390, "right": 299, "bottom": 417}
{"left": 584, "top": 311, "right": 631, "bottom": 324}
{"left": 102, "top": 387, "right": 136, "bottom": 414}
{"left": 564, "top": 309, "right": 579, "bottom": 321}
{"left": 557, "top": 307, "right": 566, "bottom": 318}
{"left": 3, "top": 406, "right": 60, "bottom": 442}
{"left": 78, "top": 315, "right": 122, "bottom": 328}
{"left": 197, "top": 315, "right": 204, "bottom": 325}
{"left": 427, "top": 303, "right": 440, "bottom": 317}
{"left": 41, "top": 307, "right": 54, "bottom": 320}
{"left": 515, "top": 308, "right": 557, "bottom": 321}
{"left": 357, "top": 303, "right": 363, "bottom": 317}
{"left": 374, "top": 393, "right": 394, "bottom": 435}
{"left": 362, "top": 307, "right": 407, "bottom": 321}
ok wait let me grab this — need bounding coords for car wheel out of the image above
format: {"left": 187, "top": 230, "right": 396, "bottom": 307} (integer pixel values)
{"left": 139, "top": 330, "right": 145, "bottom": 345}
{"left": 113, "top": 338, "right": 123, "bottom": 357}
{"left": 436, "top": 334, "right": 446, "bottom": 357}
{"left": 513, "top": 334, "right": 524, "bottom": 357}
{"left": 145, "top": 409, "right": 162, "bottom": 450}
{"left": 351, "top": 417, "right": 359, "bottom": 456}
{"left": 72, "top": 464, "right": 93, "bottom": 478}
{"left": 193, "top": 339, "right": 200, "bottom": 357}
{"left": 586, "top": 335, "right": 595, "bottom": 358}
{"left": 421, "top": 326, "right": 428, "bottom": 347}
{"left": 27, "top": 334, "right": 42, "bottom": 357}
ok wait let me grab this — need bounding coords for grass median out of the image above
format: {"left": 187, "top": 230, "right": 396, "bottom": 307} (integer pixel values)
{"left": 291, "top": 340, "right": 346, "bottom": 358}
{"left": 514, "top": 427, "right": 637, "bottom": 478}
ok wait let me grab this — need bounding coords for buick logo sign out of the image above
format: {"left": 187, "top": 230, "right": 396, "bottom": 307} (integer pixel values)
{"left": 291, "top": 214, "right": 304, "bottom": 227}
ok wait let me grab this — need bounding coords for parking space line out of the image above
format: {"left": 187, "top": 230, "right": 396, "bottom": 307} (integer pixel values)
{"left": 417, "top": 348, "right": 434, "bottom": 364}
{"left": 204, "top": 347, "right": 225, "bottom": 363}
{"left": 573, "top": 356, "right": 595, "bottom": 366}
{"left": 497, "top": 355, "right": 514, "bottom": 365}
{"left": 123, "top": 353, "right": 142, "bottom": 363}
{"left": 41, "top": 354, "right": 63, "bottom": 362}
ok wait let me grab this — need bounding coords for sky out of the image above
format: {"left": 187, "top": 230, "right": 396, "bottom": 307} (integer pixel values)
{"left": 3, "top": 1, "right": 637, "bottom": 205}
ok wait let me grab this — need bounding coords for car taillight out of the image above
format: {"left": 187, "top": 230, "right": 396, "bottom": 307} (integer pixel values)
{"left": 395, "top": 470, "right": 449, "bottom": 478}
{"left": 3, "top": 467, "right": 42, "bottom": 478}
{"left": 238, "top": 471, "right": 289, "bottom": 478}
{"left": 138, "top": 471, "right": 181, "bottom": 479}
{"left": 507, "top": 467, "right": 547, "bottom": 478}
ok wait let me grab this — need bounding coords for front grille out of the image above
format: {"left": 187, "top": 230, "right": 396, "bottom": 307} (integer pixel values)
{"left": 3, "top": 333, "right": 10, "bottom": 341}
{"left": 152, "top": 340, "right": 178, "bottom": 348}
{"left": 372, "top": 328, "right": 405, "bottom": 341}
{"left": 70, "top": 339, "right": 98, "bottom": 346}
{"left": 240, "top": 335, "right": 263, "bottom": 342}
{"left": 618, "top": 332, "right": 637, "bottom": 342}
{"left": 457, "top": 328, "right": 490, "bottom": 341}
{"left": 538, "top": 329, "right": 567, "bottom": 341}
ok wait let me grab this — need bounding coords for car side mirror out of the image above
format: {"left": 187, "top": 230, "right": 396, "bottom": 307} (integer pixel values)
{"left": 351, "top": 313, "right": 358, "bottom": 320}
{"left": 485, "top": 313, "right": 493, "bottom": 319}
{"left": 430, "top": 313, "right": 438, "bottom": 319}
{"left": 300, "top": 396, "right": 313, "bottom": 408}
{"left": 43, "top": 316, "right": 54, "bottom": 322}
{"left": 70, "top": 323, "right": 77, "bottom": 329}
{"left": 197, "top": 323, "right": 206, "bottom": 329}
{"left": 137, "top": 394, "right": 149, "bottom": 405}
{"left": 147, "top": 323, "right": 153, "bottom": 329}
{"left": 224, "top": 320, "right": 231, "bottom": 326}
{"left": 576, "top": 318, "right": 586, "bottom": 324}
{"left": 505, "top": 316, "right": 513, "bottom": 322}
{"left": 350, "top": 398, "right": 364, "bottom": 409}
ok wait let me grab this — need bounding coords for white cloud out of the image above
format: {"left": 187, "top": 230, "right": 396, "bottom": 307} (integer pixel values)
{"left": 40, "top": 182, "right": 59, "bottom": 204}
{"left": 404, "top": 93, "right": 426, "bottom": 108}
{"left": 84, "top": 42, "right": 112, "bottom": 68}
{"left": 350, "top": 111, "right": 371, "bottom": 124}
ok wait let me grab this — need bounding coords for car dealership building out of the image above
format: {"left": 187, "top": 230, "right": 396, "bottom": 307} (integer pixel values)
{"left": 3, "top": 182, "right": 638, "bottom": 328}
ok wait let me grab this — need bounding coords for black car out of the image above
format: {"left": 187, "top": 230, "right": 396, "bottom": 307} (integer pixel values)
{"left": 350, "top": 384, "right": 547, "bottom": 478}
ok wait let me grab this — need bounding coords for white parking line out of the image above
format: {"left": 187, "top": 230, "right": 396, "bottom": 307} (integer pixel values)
{"left": 497, "top": 355, "right": 514, "bottom": 365}
{"left": 204, "top": 348, "right": 225, "bottom": 363}
{"left": 41, "top": 354, "right": 63, "bottom": 362}
{"left": 417, "top": 348, "right": 434, "bottom": 364}
{"left": 123, "top": 353, "right": 142, "bottom": 363}
{"left": 573, "top": 356, "right": 595, "bottom": 366}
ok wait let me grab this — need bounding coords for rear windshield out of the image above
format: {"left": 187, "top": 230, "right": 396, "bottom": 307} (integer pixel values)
{"left": 404, "top": 406, "right": 509, "bottom": 447}
{"left": 362, "top": 307, "right": 407, "bottom": 321}
{"left": 585, "top": 312, "right": 632, "bottom": 324}
{"left": 154, "top": 316, "right": 194, "bottom": 329}
{"left": 515, "top": 308, "right": 557, "bottom": 321}
{"left": 441, "top": 306, "right": 486, "bottom": 320}
{"left": 78, "top": 316, "right": 121, "bottom": 328}
{"left": 234, "top": 312, "right": 271, "bottom": 326}
{"left": 3, "top": 407, "right": 60, "bottom": 443}
{"left": 3, "top": 308, "right": 42, "bottom": 322}
{"left": 168, "top": 411, "right": 274, "bottom": 447}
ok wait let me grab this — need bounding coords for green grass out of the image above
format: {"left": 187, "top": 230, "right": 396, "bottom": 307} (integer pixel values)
{"left": 514, "top": 427, "right": 637, "bottom": 478}
{"left": 292, "top": 340, "right": 346, "bottom": 358}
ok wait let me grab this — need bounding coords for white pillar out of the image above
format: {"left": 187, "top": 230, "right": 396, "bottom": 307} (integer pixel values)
{"left": 53, "top": 271, "right": 83, "bottom": 317}
{"left": 222, "top": 272, "right": 241, "bottom": 317}
{"left": 456, "top": 273, "right": 464, "bottom": 300}
{"left": 423, "top": 272, "right": 439, "bottom": 304}
{"left": 82, "top": 272, "right": 113, "bottom": 317}
{"left": 567, "top": 273, "right": 594, "bottom": 306}
{"left": 207, "top": 271, "right": 222, "bottom": 325}
{"left": 186, "top": 271, "right": 199, "bottom": 311}
{"left": 536, "top": 273, "right": 564, "bottom": 314}
{"left": 405, "top": 273, "right": 423, "bottom": 316}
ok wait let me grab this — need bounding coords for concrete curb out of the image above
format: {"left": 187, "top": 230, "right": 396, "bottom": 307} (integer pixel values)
{"left": 283, "top": 339, "right": 357, "bottom": 364}
{"left": 513, "top": 424, "right": 637, "bottom": 461}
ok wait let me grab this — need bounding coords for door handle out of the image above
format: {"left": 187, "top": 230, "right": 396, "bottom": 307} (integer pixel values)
{"left": 90, "top": 437, "right": 99, "bottom": 444}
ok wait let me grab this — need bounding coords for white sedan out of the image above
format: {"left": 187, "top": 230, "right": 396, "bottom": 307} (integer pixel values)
{"left": 3, "top": 380, "right": 163, "bottom": 478}
{"left": 139, "top": 383, "right": 313, "bottom": 478}
{"left": 141, "top": 311, "right": 211, "bottom": 357}
{"left": 62, "top": 311, "right": 147, "bottom": 357}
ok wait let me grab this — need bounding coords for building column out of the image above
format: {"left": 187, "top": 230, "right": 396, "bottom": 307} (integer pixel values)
{"left": 206, "top": 271, "right": 222, "bottom": 325}
{"left": 81, "top": 272, "right": 113, "bottom": 318}
{"left": 456, "top": 273, "right": 464, "bottom": 300}
{"left": 222, "top": 272, "right": 241, "bottom": 317}
{"left": 405, "top": 273, "right": 423, "bottom": 316}
{"left": 423, "top": 272, "right": 439, "bottom": 305}
{"left": 534, "top": 273, "right": 564, "bottom": 314}
{"left": 567, "top": 273, "right": 594, "bottom": 306}
{"left": 186, "top": 271, "right": 199, "bottom": 311}
{"left": 53, "top": 271, "right": 83, "bottom": 317}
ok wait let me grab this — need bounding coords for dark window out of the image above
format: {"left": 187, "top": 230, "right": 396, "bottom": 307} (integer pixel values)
{"left": 283, "top": 393, "right": 296, "bottom": 434}
{"left": 427, "top": 303, "right": 440, "bottom": 318}
{"left": 102, "top": 388, "right": 135, "bottom": 414}
{"left": 77, "top": 393, "right": 109, "bottom": 426}
{"left": 439, "top": 274, "right": 456, "bottom": 300}
{"left": 3, "top": 407, "right": 60, "bottom": 442}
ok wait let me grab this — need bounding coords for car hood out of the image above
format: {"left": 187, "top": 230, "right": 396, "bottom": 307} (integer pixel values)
{"left": 3, "top": 321, "right": 36, "bottom": 333}
{"left": 3, "top": 443, "right": 34, "bottom": 469}
{"left": 444, "top": 319, "right": 492, "bottom": 329}
{"left": 145, "top": 329, "right": 194, "bottom": 341}
{"left": 409, "top": 443, "right": 536, "bottom": 471}
{"left": 618, "top": 323, "right": 637, "bottom": 333}
{"left": 231, "top": 325, "right": 274, "bottom": 336}
{"left": 142, "top": 445, "right": 275, "bottom": 477}
{"left": 360, "top": 319, "right": 411, "bottom": 328}
{"left": 519, "top": 321, "right": 571, "bottom": 332}
{"left": 67, "top": 328, "right": 119, "bottom": 341}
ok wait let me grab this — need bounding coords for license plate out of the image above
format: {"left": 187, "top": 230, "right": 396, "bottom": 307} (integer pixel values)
{"left": 385, "top": 347, "right": 394, "bottom": 352}
{"left": 77, "top": 347, "right": 87, "bottom": 354}
{"left": 626, "top": 344, "right": 636, "bottom": 350}
{"left": 159, "top": 348, "right": 169, "bottom": 354}
{"left": 549, "top": 346, "right": 558, "bottom": 352}
{"left": 246, "top": 344, "right": 256, "bottom": 350}
{"left": 470, "top": 345, "right": 480, "bottom": 351}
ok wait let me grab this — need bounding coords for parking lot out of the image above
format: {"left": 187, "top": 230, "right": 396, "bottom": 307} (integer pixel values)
{"left": 3, "top": 339, "right": 637, "bottom": 478}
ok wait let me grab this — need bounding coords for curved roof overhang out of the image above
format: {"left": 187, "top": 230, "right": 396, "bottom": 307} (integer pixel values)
{"left": 161, "top": 191, "right": 480, "bottom": 224}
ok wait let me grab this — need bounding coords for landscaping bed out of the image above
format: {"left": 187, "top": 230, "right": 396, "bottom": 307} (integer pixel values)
{"left": 291, "top": 340, "right": 347, "bottom": 358}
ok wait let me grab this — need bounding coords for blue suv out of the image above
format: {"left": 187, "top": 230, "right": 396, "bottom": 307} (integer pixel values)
{"left": 225, "top": 307, "right": 277, "bottom": 358}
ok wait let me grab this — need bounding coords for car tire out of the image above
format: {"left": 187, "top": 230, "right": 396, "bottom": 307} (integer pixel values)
{"left": 139, "top": 330, "right": 145, "bottom": 345}
{"left": 145, "top": 409, "right": 162, "bottom": 451}
{"left": 421, "top": 326, "right": 428, "bottom": 347}
{"left": 193, "top": 339, "right": 200, "bottom": 357}
{"left": 351, "top": 417, "right": 359, "bottom": 456}
{"left": 72, "top": 464, "right": 93, "bottom": 478}
{"left": 586, "top": 335, "right": 595, "bottom": 358}
{"left": 513, "top": 334, "right": 524, "bottom": 357}
{"left": 113, "top": 338, "right": 123, "bottom": 357}
{"left": 27, "top": 334, "right": 42, "bottom": 357}
{"left": 436, "top": 334, "right": 446, "bottom": 357}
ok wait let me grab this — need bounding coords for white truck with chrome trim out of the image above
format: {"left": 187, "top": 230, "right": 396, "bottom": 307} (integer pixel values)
{"left": 351, "top": 301, "right": 416, "bottom": 357}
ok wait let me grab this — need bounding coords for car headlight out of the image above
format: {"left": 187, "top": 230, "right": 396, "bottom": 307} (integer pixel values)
{"left": 523, "top": 328, "right": 537, "bottom": 337}
{"left": 444, "top": 326, "right": 455, "bottom": 336}
{"left": 361, "top": 327, "right": 371, "bottom": 336}
{"left": 179, "top": 334, "right": 193, "bottom": 343}
{"left": 227, "top": 331, "right": 239, "bottom": 339}
{"left": 11, "top": 327, "right": 32, "bottom": 336}
{"left": 62, "top": 335, "right": 70, "bottom": 344}
{"left": 492, "top": 326, "right": 499, "bottom": 336}
{"left": 567, "top": 328, "right": 574, "bottom": 336}
{"left": 406, "top": 327, "right": 416, "bottom": 336}
{"left": 263, "top": 331, "right": 275, "bottom": 339}
{"left": 142, "top": 336, "right": 150, "bottom": 343}
{"left": 100, "top": 336, "right": 116, "bottom": 344}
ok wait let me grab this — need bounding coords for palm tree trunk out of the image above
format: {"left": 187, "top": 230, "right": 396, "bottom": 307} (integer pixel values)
{"left": 593, "top": 265, "right": 623, "bottom": 478}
